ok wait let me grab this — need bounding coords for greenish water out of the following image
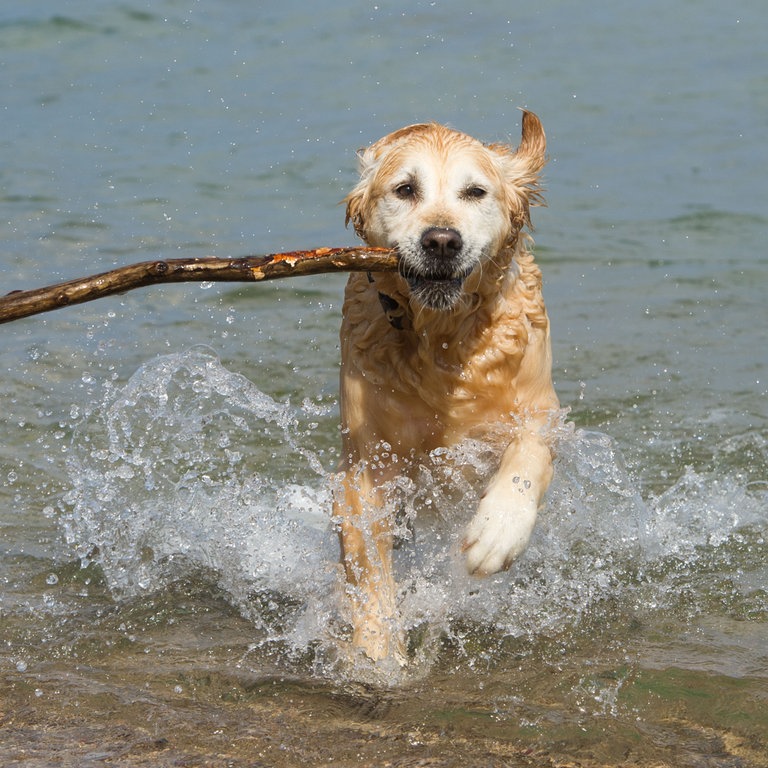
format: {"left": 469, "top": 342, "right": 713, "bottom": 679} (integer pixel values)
{"left": 2, "top": 1, "right": 767, "bottom": 765}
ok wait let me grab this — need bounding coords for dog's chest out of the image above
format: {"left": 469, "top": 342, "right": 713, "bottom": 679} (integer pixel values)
{"left": 391, "top": 322, "right": 529, "bottom": 430}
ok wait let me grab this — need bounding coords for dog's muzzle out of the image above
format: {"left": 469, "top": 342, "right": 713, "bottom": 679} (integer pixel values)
{"left": 402, "top": 227, "right": 472, "bottom": 310}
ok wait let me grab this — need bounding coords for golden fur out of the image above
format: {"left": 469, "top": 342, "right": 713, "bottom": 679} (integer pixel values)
{"left": 334, "top": 112, "right": 559, "bottom": 664}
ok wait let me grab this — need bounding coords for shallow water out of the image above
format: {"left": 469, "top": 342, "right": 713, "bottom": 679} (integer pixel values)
{"left": 2, "top": 1, "right": 767, "bottom": 765}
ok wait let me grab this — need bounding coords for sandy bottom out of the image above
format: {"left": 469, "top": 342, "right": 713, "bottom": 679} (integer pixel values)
{"left": 3, "top": 652, "right": 767, "bottom": 768}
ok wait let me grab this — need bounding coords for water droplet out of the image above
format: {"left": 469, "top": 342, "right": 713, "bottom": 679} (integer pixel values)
{"left": 46, "top": 573, "right": 59, "bottom": 585}
{"left": 16, "top": 660, "right": 28, "bottom": 672}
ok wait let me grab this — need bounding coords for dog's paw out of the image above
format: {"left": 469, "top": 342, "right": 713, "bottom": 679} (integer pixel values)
{"left": 352, "top": 620, "right": 407, "bottom": 667}
{"left": 462, "top": 493, "right": 538, "bottom": 576}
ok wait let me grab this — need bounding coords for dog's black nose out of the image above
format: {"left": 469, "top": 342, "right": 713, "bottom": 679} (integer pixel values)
{"left": 420, "top": 227, "right": 463, "bottom": 258}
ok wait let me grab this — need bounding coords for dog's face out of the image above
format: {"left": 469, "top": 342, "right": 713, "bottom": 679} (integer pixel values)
{"left": 345, "top": 113, "right": 546, "bottom": 310}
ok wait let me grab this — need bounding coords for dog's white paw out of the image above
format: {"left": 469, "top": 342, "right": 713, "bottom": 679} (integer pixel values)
{"left": 462, "top": 491, "right": 538, "bottom": 576}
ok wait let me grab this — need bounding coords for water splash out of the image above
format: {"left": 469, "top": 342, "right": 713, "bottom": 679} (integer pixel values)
{"left": 61, "top": 349, "right": 339, "bottom": 636}
{"left": 61, "top": 349, "right": 767, "bottom": 677}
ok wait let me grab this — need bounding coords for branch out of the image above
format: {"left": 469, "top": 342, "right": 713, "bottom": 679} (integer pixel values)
{"left": 0, "top": 247, "right": 398, "bottom": 325}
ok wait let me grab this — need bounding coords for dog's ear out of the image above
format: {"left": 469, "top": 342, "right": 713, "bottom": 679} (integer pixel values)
{"left": 515, "top": 110, "right": 547, "bottom": 228}
{"left": 488, "top": 110, "right": 547, "bottom": 234}
{"left": 344, "top": 185, "right": 365, "bottom": 238}
{"left": 516, "top": 110, "right": 547, "bottom": 176}
{"left": 344, "top": 146, "right": 377, "bottom": 239}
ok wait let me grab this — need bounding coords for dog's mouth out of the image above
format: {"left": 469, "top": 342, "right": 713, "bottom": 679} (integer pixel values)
{"left": 396, "top": 228, "right": 475, "bottom": 310}
{"left": 404, "top": 270, "right": 471, "bottom": 311}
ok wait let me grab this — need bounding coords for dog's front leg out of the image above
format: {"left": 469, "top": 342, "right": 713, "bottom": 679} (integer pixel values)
{"left": 334, "top": 468, "right": 404, "bottom": 664}
{"left": 462, "top": 430, "right": 553, "bottom": 576}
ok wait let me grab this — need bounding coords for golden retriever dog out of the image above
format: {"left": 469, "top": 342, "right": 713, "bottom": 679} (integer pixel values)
{"left": 334, "top": 111, "right": 559, "bottom": 664}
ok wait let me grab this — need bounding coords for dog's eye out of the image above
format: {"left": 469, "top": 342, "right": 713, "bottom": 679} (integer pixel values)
{"left": 463, "top": 186, "right": 487, "bottom": 200}
{"left": 394, "top": 183, "right": 417, "bottom": 200}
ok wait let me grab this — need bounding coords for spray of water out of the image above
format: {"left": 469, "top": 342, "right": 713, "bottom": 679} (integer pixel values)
{"left": 61, "top": 349, "right": 767, "bottom": 680}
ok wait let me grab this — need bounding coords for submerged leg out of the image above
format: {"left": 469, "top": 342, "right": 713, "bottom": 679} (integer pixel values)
{"left": 333, "top": 468, "right": 404, "bottom": 664}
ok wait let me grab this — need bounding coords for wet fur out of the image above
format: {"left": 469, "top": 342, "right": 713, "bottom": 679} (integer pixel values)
{"left": 334, "top": 112, "right": 559, "bottom": 663}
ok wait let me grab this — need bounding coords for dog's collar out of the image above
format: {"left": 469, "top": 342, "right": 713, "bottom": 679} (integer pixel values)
{"left": 367, "top": 272, "right": 406, "bottom": 331}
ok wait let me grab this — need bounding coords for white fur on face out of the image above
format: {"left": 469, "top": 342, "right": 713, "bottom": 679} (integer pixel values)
{"left": 361, "top": 141, "right": 514, "bottom": 305}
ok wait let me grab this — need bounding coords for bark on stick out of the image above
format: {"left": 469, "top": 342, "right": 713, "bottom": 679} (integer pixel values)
{"left": 0, "top": 247, "right": 398, "bottom": 325}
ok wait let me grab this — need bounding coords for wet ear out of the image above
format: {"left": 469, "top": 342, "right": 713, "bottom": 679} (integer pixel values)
{"left": 515, "top": 110, "right": 547, "bottom": 226}
{"left": 516, "top": 109, "right": 547, "bottom": 175}
{"left": 488, "top": 110, "right": 547, "bottom": 233}
{"left": 343, "top": 146, "right": 377, "bottom": 238}
{"left": 344, "top": 186, "right": 365, "bottom": 237}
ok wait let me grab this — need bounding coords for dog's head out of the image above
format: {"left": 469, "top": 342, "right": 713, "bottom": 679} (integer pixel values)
{"left": 345, "top": 111, "right": 546, "bottom": 310}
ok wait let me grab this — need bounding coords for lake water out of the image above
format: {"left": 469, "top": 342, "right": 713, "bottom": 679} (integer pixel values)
{"left": 2, "top": 1, "right": 767, "bottom": 765}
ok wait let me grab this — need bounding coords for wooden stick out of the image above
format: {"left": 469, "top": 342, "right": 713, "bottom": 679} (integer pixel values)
{"left": 0, "top": 247, "right": 398, "bottom": 325}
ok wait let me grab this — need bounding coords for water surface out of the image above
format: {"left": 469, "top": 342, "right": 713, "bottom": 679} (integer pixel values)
{"left": 2, "top": 1, "right": 767, "bottom": 765}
